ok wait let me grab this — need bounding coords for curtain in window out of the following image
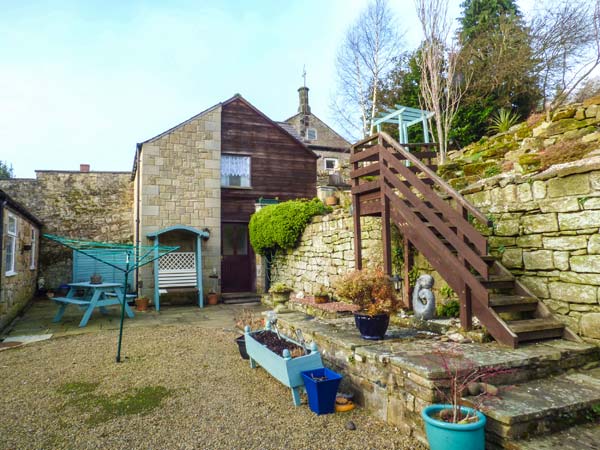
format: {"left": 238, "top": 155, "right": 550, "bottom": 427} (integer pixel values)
{"left": 221, "top": 155, "right": 250, "bottom": 187}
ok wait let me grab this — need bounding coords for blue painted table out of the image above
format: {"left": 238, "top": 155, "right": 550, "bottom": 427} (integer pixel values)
{"left": 245, "top": 323, "right": 324, "bottom": 405}
{"left": 52, "top": 282, "right": 135, "bottom": 327}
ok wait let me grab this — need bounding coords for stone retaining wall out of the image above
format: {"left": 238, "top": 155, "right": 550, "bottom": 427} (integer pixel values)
{"left": 270, "top": 209, "right": 382, "bottom": 295}
{"left": 0, "top": 171, "right": 133, "bottom": 288}
{"left": 463, "top": 157, "right": 600, "bottom": 344}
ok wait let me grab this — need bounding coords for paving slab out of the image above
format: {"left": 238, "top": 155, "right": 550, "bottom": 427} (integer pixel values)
{"left": 511, "top": 422, "right": 600, "bottom": 450}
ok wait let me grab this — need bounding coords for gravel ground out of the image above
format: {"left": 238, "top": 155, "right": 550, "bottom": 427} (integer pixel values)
{"left": 0, "top": 324, "right": 425, "bottom": 450}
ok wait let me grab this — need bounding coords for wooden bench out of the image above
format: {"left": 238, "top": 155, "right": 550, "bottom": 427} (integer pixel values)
{"left": 51, "top": 297, "right": 90, "bottom": 306}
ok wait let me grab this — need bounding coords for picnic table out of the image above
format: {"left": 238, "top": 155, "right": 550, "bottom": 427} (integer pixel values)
{"left": 52, "top": 282, "right": 135, "bottom": 327}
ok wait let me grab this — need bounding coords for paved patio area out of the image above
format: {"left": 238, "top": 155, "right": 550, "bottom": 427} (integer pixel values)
{"left": 2, "top": 297, "right": 267, "bottom": 340}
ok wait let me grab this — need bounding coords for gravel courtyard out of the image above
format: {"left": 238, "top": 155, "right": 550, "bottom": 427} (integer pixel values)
{"left": 0, "top": 321, "right": 424, "bottom": 450}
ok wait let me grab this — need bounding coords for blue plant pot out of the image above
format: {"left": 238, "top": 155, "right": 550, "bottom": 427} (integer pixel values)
{"left": 421, "top": 404, "right": 487, "bottom": 450}
{"left": 301, "top": 368, "right": 342, "bottom": 415}
{"left": 354, "top": 313, "right": 389, "bottom": 340}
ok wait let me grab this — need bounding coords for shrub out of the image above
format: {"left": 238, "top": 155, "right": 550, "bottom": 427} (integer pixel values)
{"left": 249, "top": 198, "right": 330, "bottom": 256}
{"left": 269, "top": 282, "right": 292, "bottom": 293}
{"left": 334, "top": 268, "right": 398, "bottom": 315}
{"left": 488, "top": 108, "right": 520, "bottom": 134}
{"left": 436, "top": 300, "right": 460, "bottom": 318}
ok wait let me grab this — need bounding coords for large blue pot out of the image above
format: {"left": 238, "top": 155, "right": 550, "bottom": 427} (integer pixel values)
{"left": 354, "top": 313, "right": 389, "bottom": 340}
{"left": 421, "top": 404, "right": 486, "bottom": 450}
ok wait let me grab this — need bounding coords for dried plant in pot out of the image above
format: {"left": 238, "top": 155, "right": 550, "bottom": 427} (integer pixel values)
{"left": 313, "top": 284, "right": 330, "bottom": 304}
{"left": 135, "top": 296, "right": 150, "bottom": 312}
{"left": 421, "top": 344, "right": 512, "bottom": 450}
{"left": 334, "top": 268, "right": 398, "bottom": 340}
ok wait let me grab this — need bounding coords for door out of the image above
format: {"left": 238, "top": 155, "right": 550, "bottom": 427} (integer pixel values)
{"left": 221, "top": 222, "right": 252, "bottom": 292}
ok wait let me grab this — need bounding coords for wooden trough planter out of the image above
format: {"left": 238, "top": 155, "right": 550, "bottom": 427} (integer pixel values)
{"left": 244, "top": 323, "right": 324, "bottom": 406}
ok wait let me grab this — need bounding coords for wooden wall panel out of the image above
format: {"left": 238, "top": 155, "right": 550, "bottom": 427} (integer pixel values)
{"left": 221, "top": 98, "right": 317, "bottom": 222}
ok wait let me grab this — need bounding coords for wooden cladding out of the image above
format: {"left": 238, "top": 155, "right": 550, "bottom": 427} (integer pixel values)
{"left": 221, "top": 97, "right": 317, "bottom": 222}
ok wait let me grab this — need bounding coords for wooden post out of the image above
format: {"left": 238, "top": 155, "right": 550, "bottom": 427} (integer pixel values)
{"left": 153, "top": 237, "right": 160, "bottom": 312}
{"left": 196, "top": 234, "right": 203, "bottom": 308}
{"left": 352, "top": 145, "right": 362, "bottom": 270}
{"left": 458, "top": 206, "right": 472, "bottom": 330}
{"left": 379, "top": 142, "right": 392, "bottom": 276}
{"left": 402, "top": 235, "right": 413, "bottom": 309}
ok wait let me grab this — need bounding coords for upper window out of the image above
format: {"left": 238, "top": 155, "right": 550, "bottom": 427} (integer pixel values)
{"left": 30, "top": 228, "right": 37, "bottom": 270}
{"left": 324, "top": 157, "right": 339, "bottom": 173}
{"left": 221, "top": 155, "right": 251, "bottom": 188}
{"left": 5, "top": 214, "right": 17, "bottom": 275}
{"left": 306, "top": 128, "right": 317, "bottom": 141}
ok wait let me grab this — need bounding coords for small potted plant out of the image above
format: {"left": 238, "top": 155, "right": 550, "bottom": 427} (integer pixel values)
{"left": 207, "top": 291, "right": 219, "bottom": 305}
{"left": 313, "top": 284, "right": 330, "bottom": 304}
{"left": 421, "top": 345, "right": 510, "bottom": 450}
{"left": 135, "top": 296, "right": 150, "bottom": 312}
{"left": 334, "top": 268, "right": 398, "bottom": 340}
{"left": 90, "top": 273, "right": 103, "bottom": 284}
{"left": 269, "top": 282, "right": 292, "bottom": 305}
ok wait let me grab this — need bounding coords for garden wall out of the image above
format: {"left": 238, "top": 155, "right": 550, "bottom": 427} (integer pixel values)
{"left": 0, "top": 170, "right": 133, "bottom": 288}
{"left": 462, "top": 156, "right": 600, "bottom": 344}
{"left": 270, "top": 208, "right": 382, "bottom": 295}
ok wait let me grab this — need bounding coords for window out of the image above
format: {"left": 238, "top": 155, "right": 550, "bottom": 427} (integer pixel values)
{"left": 30, "top": 228, "right": 36, "bottom": 270}
{"left": 306, "top": 128, "right": 317, "bottom": 141}
{"left": 221, "top": 155, "right": 251, "bottom": 188}
{"left": 324, "top": 157, "right": 339, "bottom": 173}
{"left": 5, "top": 213, "right": 17, "bottom": 275}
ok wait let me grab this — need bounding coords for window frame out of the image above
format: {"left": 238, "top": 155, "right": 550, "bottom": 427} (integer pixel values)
{"left": 30, "top": 227, "right": 37, "bottom": 270}
{"left": 324, "top": 157, "right": 339, "bottom": 173}
{"left": 5, "top": 213, "right": 17, "bottom": 276}
{"left": 306, "top": 128, "right": 318, "bottom": 141}
{"left": 221, "top": 154, "right": 252, "bottom": 189}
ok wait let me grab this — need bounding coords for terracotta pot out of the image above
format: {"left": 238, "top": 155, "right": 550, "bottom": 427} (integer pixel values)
{"left": 135, "top": 297, "right": 150, "bottom": 311}
{"left": 314, "top": 295, "right": 329, "bottom": 304}
{"left": 90, "top": 274, "right": 103, "bottom": 284}
{"left": 325, "top": 195, "right": 339, "bottom": 206}
{"left": 207, "top": 293, "right": 219, "bottom": 305}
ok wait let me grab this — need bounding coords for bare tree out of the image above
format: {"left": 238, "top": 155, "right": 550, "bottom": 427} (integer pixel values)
{"left": 415, "top": 0, "right": 469, "bottom": 164}
{"left": 332, "top": 0, "right": 401, "bottom": 139}
{"left": 530, "top": 0, "right": 600, "bottom": 115}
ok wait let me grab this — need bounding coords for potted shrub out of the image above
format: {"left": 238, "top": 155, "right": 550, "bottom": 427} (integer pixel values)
{"left": 313, "top": 284, "right": 329, "bottom": 304}
{"left": 135, "top": 296, "right": 150, "bottom": 311}
{"left": 334, "top": 268, "right": 398, "bottom": 340}
{"left": 421, "top": 345, "right": 509, "bottom": 450}
{"left": 269, "top": 282, "right": 292, "bottom": 305}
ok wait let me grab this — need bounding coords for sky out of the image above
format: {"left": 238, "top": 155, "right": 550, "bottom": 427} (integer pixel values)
{"left": 1, "top": 0, "right": 535, "bottom": 178}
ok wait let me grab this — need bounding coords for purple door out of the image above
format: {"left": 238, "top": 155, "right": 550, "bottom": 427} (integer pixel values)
{"left": 221, "top": 223, "right": 252, "bottom": 292}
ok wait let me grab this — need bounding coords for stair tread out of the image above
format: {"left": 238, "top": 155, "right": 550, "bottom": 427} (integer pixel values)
{"left": 477, "top": 274, "right": 514, "bottom": 282}
{"left": 511, "top": 422, "right": 600, "bottom": 450}
{"left": 481, "top": 368, "right": 600, "bottom": 426}
{"left": 507, "top": 317, "right": 564, "bottom": 334}
{"left": 489, "top": 295, "right": 538, "bottom": 307}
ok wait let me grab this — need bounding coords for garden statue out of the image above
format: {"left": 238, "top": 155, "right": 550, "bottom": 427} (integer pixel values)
{"left": 413, "top": 274, "right": 436, "bottom": 320}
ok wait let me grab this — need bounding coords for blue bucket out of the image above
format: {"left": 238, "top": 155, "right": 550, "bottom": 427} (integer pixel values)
{"left": 301, "top": 368, "right": 342, "bottom": 415}
{"left": 421, "top": 404, "right": 486, "bottom": 450}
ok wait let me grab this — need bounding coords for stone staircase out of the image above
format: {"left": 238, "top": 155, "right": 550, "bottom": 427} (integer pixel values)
{"left": 221, "top": 292, "right": 261, "bottom": 304}
{"left": 276, "top": 311, "right": 600, "bottom": 449}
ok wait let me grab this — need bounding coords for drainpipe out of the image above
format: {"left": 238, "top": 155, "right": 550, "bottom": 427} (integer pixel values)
{"left": 134, "top": 145, "right": 141, "bottom": 295}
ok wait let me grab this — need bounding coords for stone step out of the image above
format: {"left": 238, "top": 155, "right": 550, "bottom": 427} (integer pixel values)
{"left": 221, "top": 292, "right": 261, "bottom": 304}
{"left": 482, "top": 368, "right": 600, "bottom": 446}
{"left": 504, "top": 422, "right": 600, "bottom": 450}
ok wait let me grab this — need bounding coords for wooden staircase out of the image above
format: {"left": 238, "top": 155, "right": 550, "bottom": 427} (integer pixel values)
{"left": 350, "top": 132, "right": 580, "bottom": 348}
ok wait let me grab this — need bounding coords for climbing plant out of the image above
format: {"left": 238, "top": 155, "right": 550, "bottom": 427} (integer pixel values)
{"left": 248, "top": 198, "right": 330, "bottom": 256}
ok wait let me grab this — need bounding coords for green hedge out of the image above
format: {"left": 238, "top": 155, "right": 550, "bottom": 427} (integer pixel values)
{"left": 249, "top": 198, "right": 330, "bottom": 256}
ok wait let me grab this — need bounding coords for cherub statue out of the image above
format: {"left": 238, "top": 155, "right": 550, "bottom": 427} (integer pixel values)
{"left": 412, "top": 274, "right": 436, "bottom": 320}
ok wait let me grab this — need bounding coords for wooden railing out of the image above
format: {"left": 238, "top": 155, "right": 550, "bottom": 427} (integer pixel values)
{"left": 350, "top": 133, "right": 517, "bottom": 346}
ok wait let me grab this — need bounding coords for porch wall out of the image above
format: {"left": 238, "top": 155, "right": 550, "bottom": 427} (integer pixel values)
{"left": 137, "top": 106, "right": 222, "bottom": 299}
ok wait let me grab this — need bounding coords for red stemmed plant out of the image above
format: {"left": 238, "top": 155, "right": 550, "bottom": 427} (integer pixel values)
{"left": 429, "top": 344, "right": 513, "bottom": 424}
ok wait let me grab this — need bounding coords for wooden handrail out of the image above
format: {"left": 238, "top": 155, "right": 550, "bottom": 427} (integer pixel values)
{"left": 378, "top": 132, "right": 492, "bottom": 228}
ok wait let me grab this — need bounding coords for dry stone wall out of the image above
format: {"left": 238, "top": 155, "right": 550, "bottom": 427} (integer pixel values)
{"left": 462, "top": 157, "right": 600, "bottom": 344}
{"left": 0, "top": 171, "right": 133, "bottom": 288}
{"left": 271, "top": 209, "right": 382, "bottom": 295}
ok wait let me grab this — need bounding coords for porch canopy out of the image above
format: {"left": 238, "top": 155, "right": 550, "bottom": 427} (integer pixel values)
{"left": 147, "top": 225, "right": 210, "bottom": 310}
{"left": 372, "top": 105, "right": 434, "bottom": 144}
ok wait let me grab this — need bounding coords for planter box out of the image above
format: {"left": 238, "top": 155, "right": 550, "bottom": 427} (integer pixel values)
{"left": 301, "top": 368, "right": 342, "bottom": 415}
{"left": 244, "top": 324, "right": 323, "bottom": 406}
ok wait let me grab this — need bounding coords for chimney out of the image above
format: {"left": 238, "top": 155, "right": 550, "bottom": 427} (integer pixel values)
{"left": 80, "top": 164, "right": 90, "bottom": 173}
{"left": 297, "top": 86, "right": 311, "bottom": 115}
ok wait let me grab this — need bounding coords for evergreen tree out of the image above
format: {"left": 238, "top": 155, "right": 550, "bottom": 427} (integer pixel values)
{"left": 453, "top": 0, "right": 540, "bottom": 146}
{"left": 0, "top": 161, "right": 13, "bottom": 179}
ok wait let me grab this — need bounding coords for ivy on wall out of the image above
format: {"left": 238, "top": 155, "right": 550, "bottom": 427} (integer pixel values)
{"left": 249, "top": 198, "right": 331, "bottom": 256}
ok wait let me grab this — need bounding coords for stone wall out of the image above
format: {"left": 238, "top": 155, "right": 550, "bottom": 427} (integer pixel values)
{"left": 0, "top": 171, "right": 133, "bottom": 288}
{"left": 0, "top": 205, "right": 40, "bottom": 330}
{"left": 136, "top": 105, "right": 222, "bottom": 298}
{"left": 462, "top": 157, "right": 600, "bottom": 344}
{"left": 271, "top": 209, "right": 382, "bottom": 295}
